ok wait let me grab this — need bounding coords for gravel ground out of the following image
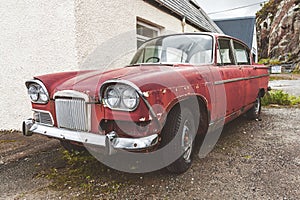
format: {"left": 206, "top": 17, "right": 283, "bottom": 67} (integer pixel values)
{"left": 0, "top": 107, "right": 299, "bottom": 199}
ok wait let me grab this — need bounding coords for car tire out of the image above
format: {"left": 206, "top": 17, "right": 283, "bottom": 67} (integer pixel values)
{"left": 60, "top": 140, "right": 86, "bottom": 153}
{"left": 246, "top": 96, "right": 261, "bottom": 120}
{"left": 161, "top": 105, "right": 197, "bottom": 174}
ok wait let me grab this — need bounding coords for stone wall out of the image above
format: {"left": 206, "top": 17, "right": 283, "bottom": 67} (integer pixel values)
{"left": 257, "top": 0, "right": 300, "bottom": 63}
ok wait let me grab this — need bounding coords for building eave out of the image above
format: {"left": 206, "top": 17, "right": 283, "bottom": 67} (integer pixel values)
{"left": 144, "top": 0, "right": 223, "bottom": 33}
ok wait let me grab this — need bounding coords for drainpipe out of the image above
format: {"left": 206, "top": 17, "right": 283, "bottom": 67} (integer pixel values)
{"left": 182, "top": 16, "right": 186, "bottom": 33}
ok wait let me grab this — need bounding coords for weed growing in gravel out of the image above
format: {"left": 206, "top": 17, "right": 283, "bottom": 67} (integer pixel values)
{"left": 262, "top": 90, "right": 300, "bottom": 106}
{"left": 39, "top": 150, "right": 127, "bottom": 198}
{"left": 0, "top": 140, "right": 17, "bottom": 144}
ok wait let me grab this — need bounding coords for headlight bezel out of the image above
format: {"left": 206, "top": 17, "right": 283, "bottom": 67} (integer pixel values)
{"left": 25, "top": 80, "right": 49, "bottom": 104}
{"left": 101, "top": 81, "right": 141, "bottom": 112}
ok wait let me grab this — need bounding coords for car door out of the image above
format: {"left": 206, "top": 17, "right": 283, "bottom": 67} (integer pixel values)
{"left": 232, "top": 40, "right": 259, "bottom": 106}
{"left": 213, "top": 37, "right": 245, "bottom": 120}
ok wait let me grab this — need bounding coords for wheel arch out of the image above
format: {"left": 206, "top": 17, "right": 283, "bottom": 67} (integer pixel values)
{"left": 165, "top": 94, "right": 209, "bottom": 138}
{"left": 258, "top": 88, "right": 266, "bottom": 98}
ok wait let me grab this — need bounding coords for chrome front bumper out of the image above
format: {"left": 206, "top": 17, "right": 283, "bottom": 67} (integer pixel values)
{"left": 22, "top": 119, "right": 159, "bottom": 155}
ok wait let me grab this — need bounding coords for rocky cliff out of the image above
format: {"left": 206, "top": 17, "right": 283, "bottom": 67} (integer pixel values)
{"left": 256, "top": 0, "right": 300, "bottom": 64}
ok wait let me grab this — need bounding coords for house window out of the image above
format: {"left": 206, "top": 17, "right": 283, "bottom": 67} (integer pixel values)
{"left": 136, "top": 21, "right": 160, "bottom": 48}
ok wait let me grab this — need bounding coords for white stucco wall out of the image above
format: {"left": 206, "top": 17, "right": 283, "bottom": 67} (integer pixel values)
{"left": 0, "top": 0, "right": 78, "bottom": 130}
{"left": 75, "top": 0, "right": 202, "bottom": 70}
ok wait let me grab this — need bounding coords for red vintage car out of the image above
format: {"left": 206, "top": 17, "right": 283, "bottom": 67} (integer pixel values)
{"left": 23, "top": 33, "right": 269, "bottom": 173}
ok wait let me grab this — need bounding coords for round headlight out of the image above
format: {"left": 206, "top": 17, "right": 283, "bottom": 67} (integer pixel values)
{"left": 122, "top": 88, "right": 139, "bottom": 110}
{"left": 105, "top": 86, "right": 121, "bottom": 108}
{"left": 28, "top": 85, "right": 39, "bottom": 101}
{"left": 26, "top": 80, "right": 49, "bottom": 104}
{"left": 39, "top": 92, "right": 49, "bottom": 102}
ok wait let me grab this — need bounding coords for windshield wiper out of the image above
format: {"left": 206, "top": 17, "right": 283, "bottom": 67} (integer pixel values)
{"left": 127, "top": 63, "right": 174, "bottom": 67}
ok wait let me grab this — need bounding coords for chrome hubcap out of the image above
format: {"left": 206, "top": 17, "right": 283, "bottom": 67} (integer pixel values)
{"left": 182, "top": 120, "right": 193, "bottom": 162}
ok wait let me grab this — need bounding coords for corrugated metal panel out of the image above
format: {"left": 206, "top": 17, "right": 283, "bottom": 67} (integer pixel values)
{"left": 154, "top": 0, "right": 223, "bottom": 33}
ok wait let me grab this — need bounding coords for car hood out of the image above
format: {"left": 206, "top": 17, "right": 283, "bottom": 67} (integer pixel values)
{"left": 36, "top": 64, "right": 209, "bottom": 98}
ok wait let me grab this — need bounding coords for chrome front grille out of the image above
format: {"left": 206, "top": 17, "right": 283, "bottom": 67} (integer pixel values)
{"left": 54, "top": 91, "right": 91, "bottom": 132}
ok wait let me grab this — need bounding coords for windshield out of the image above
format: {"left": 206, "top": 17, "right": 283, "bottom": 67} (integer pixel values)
{"left": 130, "top": 34, "right": 213, "bottom": 65}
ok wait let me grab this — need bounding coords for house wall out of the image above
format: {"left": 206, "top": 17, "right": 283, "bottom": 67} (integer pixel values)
{"left": 0, "top": 0, "right": 78, "bottom": 130}
{"left": 75, "top": 0, "right": 201, "bottom": 70}
{"left": 0, "top": 0, "right": 205, "bottom": 130}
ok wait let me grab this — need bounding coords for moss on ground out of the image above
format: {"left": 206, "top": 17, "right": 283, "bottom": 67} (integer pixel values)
{"left": 38, "top": 150, "right": 128, "bottom": 198}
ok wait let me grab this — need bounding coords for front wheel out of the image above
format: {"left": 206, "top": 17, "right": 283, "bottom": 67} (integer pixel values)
{"left": 161, "top": 106, "right": 197, "bottom": 174}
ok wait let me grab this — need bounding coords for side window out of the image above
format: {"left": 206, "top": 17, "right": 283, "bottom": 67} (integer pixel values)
{"left": 233, "top": 41, "right": 251, "bottom": 65}
{"left": 217, "top": 39, "right": 235, "bottom": 66}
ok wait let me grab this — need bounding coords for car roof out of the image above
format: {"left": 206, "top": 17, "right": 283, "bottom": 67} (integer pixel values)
{"left": 143, "top": 32, "right": 250, "bottom": 50}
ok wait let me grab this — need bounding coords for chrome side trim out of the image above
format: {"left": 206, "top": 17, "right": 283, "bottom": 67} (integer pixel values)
{"left": 214, "top": 74, "right": 269, "bottom": 85}
{"left": 214, "top": 77, "right": 245, "bottom": 85}
{"left": 245, "top": 74, "right": 270, "bottom": 80}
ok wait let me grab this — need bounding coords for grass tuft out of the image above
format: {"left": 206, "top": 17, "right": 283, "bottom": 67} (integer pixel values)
{"left": 262, "top": 90, "right": 300, "bottom": 106}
